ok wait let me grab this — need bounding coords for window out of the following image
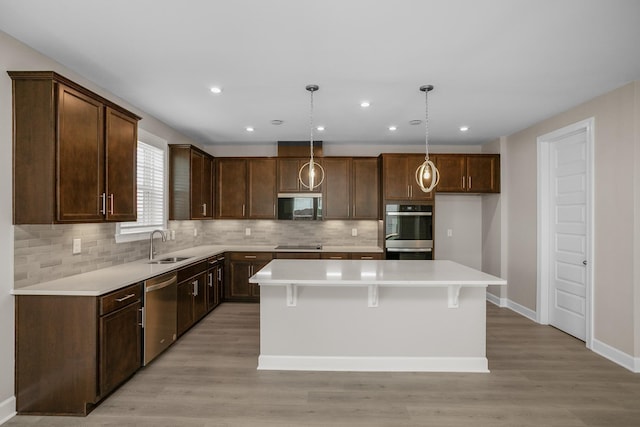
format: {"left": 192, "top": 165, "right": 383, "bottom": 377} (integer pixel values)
{"left": 116, "top": 131, "right": 167, "bottom": 242}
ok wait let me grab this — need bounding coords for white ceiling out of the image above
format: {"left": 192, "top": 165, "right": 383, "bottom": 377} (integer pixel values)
{"left": 1, "top": 0, "right": 640, "bottom": 147}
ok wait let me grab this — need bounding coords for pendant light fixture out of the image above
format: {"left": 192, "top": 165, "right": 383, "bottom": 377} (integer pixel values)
{"left": 415, "top": 84, "right": 439, "bottom": 193}
{"left": 298, "top": 84, "right": 325, "bottom": 190}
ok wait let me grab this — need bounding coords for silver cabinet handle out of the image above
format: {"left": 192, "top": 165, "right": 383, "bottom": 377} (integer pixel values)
{"left": 115, "top": 293, "right": 136, "bottom": 302}
{"left": 208, "top": 272, "right": 213, "bottom": 287}
{"left": 242, "top": 204, "right": 245, "bottom": 217}
{"left": 360, "top": 256, "right": 374, "bottom": 260}
{"left": 109, "top": 194, "right": 114, "bottom": 215}
{"left": 202, "top": 203, "right": 207, "bottom": 216}
{"left": 99, "top": 193, "right": 106, "bottom": 215}
{"left": 462, "top": 176, "right": 465, "bottom": 189}
{"left": 244, "top": 255, "right": 256, "bottom": 259}
{"left": 218, "top": 267, "right": 222, "bottom": 283}
{"left": 193, "top": 280, "right": 198, "bottom": 297}
{"left": 468, "top": 176, "right": 472, "bottom": 189}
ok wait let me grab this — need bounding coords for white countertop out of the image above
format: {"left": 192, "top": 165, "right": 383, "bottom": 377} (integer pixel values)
{"left": 12, "top": 244, "right": 383, "bottom": 296}
{"left": 250, "top": 259, "right": 507, "bottom": 287}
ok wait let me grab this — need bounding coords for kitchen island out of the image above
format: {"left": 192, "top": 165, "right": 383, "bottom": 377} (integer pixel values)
{"left": 250, "top": 259, "right": 507, "bottom": 373}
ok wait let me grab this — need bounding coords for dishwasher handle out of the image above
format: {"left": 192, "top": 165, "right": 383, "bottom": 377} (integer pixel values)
{"left": 145, "top": 275, "right": 177, "bottom": 292}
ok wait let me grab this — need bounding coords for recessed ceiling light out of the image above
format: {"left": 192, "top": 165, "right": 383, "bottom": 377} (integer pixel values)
{"left": 316, "top": 126, "right": 325, "bottom": 131}
{"left": 245, "top": 126, "right": 254, "bottom": 132}
{"left": 388, "top": 126, "right": 397, "bottom": 131}
{"left": 210, "top": 87, "right": 222, "bottom": 94}
{"left": 271, "top": 120, "right": 284, "bottom": 126}
{"left": 459, "top": 126, "right": 470, "bottom": 132}
{"left": 360, "top": 101, "right": 371, "bottom": 108}
{"left": 409, "top": 119, "right": 422, "bottom": 125}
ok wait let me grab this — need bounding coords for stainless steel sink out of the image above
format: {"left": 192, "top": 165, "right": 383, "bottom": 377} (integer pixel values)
{"left": 148, "top": 256, "right": 191, "bottom": 264}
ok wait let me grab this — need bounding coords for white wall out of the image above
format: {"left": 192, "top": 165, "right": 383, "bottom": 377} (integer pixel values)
{"left": 504, "top": 81, "right": 639, "bottom": 358}
{"left": 0, "top": 30, "right": 201, "bottom": 422}
{"left": 434, "top": 195, "right": 482, "bottom": 270}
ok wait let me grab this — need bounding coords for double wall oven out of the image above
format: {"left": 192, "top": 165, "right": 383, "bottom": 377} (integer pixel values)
{"left": 385, "top": 204, "right": 433, "bottom": 260}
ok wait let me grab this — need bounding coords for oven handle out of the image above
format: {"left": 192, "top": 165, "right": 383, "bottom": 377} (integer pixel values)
{"left": 386, "top": 212, "right": 432, "bottom": 216}
{"left": 386, "top": 248, "right": 433, "bottom": 252}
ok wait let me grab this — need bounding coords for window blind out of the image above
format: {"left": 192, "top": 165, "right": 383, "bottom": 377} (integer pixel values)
{"left": 120, "top": 141, "right": 165, "bottom": 234}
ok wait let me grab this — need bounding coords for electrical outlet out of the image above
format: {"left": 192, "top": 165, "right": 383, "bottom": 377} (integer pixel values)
{"left": 447, "top": 229, "right": 453, "bottom": 237}
{"left": 245, "top": 228, "right": 251, "bottom": 236}
{"left": 193, "top": 228, "right": 198, "bottom": 237}
{"left": 72, "top": 238, "right": 81, "bottom": 254}
{"left": 351, "top": 228, "right": 358, "bottom": 237}
{"left": 170, "top": 229, "right": 176, "bottom": 240}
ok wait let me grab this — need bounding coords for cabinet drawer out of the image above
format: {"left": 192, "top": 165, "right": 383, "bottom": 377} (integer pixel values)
{"left": 100, "top": 283, "right": 142, "bottom": 316}
{"left": 229, "top": 252, "right": 273, "bottom": 262}
{"left": 352, "top": 252, "right": 384, "bottom": 260}
{"left": 276, "top": 252, "right": 321, "bottom": 259}
{"left": 177, "top": 260, "right": 209, "bottom": 283}
{"left": 320, "top": 252, "right": 350, "bottom": 260}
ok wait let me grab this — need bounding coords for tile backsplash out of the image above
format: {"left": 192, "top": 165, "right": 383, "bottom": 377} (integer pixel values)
{"left": 14, "top": 219, "right": 380, "bottom": 288}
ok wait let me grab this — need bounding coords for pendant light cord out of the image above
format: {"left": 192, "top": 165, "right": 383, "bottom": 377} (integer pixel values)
{"left": 424, "top": 88, "right": 430, "bottom": 162}
{"left": 309, "top": 88, "right": 315, "bottom": 163}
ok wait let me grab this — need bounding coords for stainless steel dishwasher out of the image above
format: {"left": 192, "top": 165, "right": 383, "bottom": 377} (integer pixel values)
{"left": 143, "top": 271, "right": 177, "bottom": 365}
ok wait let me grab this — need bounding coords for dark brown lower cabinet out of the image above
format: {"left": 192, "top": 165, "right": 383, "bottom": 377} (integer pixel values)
{"left": 15, "top": 283, "right": 142, "bottom": 416}
{"left": 225, "top": 252, "right": 273, "bottom": 302}
{"left": 206, "top": 254, "right": 225, "bottom": 312}
{"left": 177, "top": 260, "right": 208, "bottom": 336}
{"left": 99, "top": 298, "right": 142, "bottom": 396}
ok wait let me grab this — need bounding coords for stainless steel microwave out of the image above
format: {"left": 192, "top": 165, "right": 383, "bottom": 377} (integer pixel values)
{"left": 277, "top": 193, "right": 323, "bottom": 220}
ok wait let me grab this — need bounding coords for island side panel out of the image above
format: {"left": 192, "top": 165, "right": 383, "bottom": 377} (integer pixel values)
{"left": 259, "top": 285, "right": 487, "bottom": 371}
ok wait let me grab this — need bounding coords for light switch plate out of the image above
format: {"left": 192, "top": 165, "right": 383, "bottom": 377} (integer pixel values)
{"left": 351, "top": 228, "right": 358, "bottom": 237}
{"left": 447, "top": 229, "right": 453, "bottom": 237}
{"left": 72, "top": 238, "right": 81, "bottom": 254}
{"left": 245, "top": 228, "right": 251, "bottom": 236}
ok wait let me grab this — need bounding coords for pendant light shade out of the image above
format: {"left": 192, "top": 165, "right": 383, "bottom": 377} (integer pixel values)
{"left": 415, "top": 84, "right": 439, "bottom": 193}
{"left": 299, "top": 84, "right": 325, "bottom": 190}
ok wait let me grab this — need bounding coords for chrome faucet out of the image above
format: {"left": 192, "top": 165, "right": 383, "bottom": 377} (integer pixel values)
{"left": 149, "top": 229, "right": 167, "bottom": 260}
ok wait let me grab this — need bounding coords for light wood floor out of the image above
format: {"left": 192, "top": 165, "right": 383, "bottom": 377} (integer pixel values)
{"left": 7, "top": 302, "right": 640, "bottom": 426}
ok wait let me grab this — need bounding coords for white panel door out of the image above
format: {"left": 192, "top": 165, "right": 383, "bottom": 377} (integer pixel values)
{"left": 549, "top": 130, "right": 588, "bottom": 340}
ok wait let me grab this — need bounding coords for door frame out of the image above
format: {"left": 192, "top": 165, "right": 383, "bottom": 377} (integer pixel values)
{"left": 536, "top": 117, "right": 595, "bottom": 348}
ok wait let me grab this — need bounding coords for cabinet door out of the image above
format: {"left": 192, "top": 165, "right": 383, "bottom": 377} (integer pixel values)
{"left": 190, "top": 151, "right": 206, "bottom": 219}
{"left": 277, "top": 158, "right": 303, "bottom": 192}
{"left": 323, "top": 158, "right": 351, "bottom": 219}
{"left": 57, "top": 84, "right": 105, "bottom": 222}
{"left": 99, "top": 301, "right": 141, "bottom": 396}
{"left": 352, "top": 157, "right": 379, "bottom": 219}
{"left": 192, "top": 272, "right": 208, "bottom": 322}
{"left": 206, "top": 262, "right": 219, "bottom": 312}
{"left": 105, "top": 107, "right": 137, "bottom": 222}
{"left": 435, "top": 154, "right": 466, "bottom": 192}
{"left": 177, "top": 281, "right": 194, "bottom": 336}
{"left": 202, "top": 155, "right": 214, "bottom": 218}
{"left": 408, "top": 154, "right": 435, "bottom": 201}
{"left": 217, "top": 159, "right": 247, "bottom": 218}
{"left": 248, "top": 158, "right": 277, "bottom": 218}
{"left": 228, "top": 261, "right": 251, "bottom": 299}
{"left": 467, "top": 155, "right": 500, "bottom": 193}
{"left": 382, "top": 155, "right": 409, "bottom": 200}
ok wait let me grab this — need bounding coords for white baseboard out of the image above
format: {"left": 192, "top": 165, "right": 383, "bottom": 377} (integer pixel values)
{"left": 0, "top": 396, "right": 16, "bottom": 425}
{"left": 592, "top": 338, "right": 640, "bottom": 373}
{"left": 505, "top": 298, "right": 537, "bottom": 322}
{"left": 485, "top": 292, "right": 507, "bottom": 307}
{"left": 258, "top": 355, "right": 489, "bottom": 373}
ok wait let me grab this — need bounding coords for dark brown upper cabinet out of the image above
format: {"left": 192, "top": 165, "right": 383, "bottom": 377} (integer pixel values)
{"left": 323, "top": 157, "right": 380, "bottom": 220}
{"left": 216, "top": 158, "right": 277, "bottom": 219}
{"left": 9, "top": 71, "right": 140, "bottom": 224}
{"left": 435, "top": 154, "right": 500, "bottom": 193}
{"left": 169, "top": 145, "right": 214, "bottom": 220}
{"left": 277, "top": 157, "right": 324, "bottom": 193}
{"left": 381, "top": 154, "right": 435, "bottom": 202}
